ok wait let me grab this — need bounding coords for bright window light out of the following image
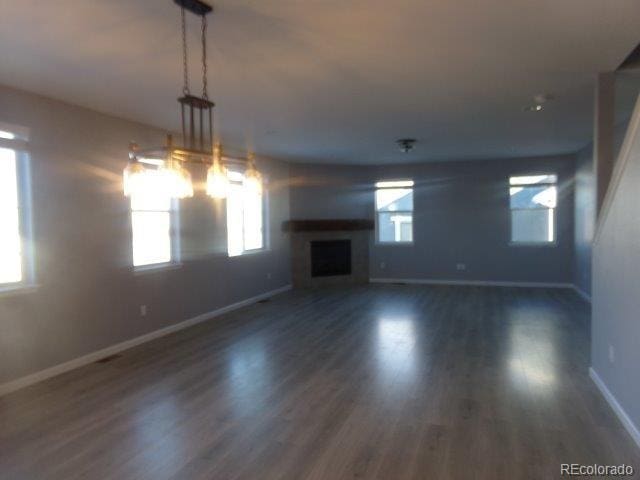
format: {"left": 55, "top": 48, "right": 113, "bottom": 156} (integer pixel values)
{"left": 375, "top": 180, "right": 413, "bottom": 243}
{"left": 227, "top": 170, "right": 244, "bottom": 182}
{"left": 509, "top": 174, "right": 557, "bottom": 244}
{"left": 375, "top": 180, "right": 414, "bottom": 188}
{"left": 0, "top": 130, "right": 16, "bottom": 140}
{"left": 0, "top": 147, "right": 23, "bottom": 284}
{"left": 227, "top": 171, "right": 264, "bottom": 256}
{"left": 509, "top": 174, "right": 557, "bottom": 186}
{"left": 130, "top": 170, "right": 175, "bottom": 267}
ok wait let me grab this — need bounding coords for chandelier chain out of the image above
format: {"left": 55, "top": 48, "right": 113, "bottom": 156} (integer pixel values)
{"left": 181, "top": 7, "right": 190, "bottom": 96}
{"left": 201, "top": 14, "right": 208, "bottom": 100}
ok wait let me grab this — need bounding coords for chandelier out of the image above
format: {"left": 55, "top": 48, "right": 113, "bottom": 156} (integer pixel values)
{"left": 123, "top": 0, "right": 261, "bottom": 199}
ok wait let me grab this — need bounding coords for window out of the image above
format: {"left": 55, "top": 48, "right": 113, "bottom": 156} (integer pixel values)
{"left": 0, "top": 145, "right": 23, "bottom": 284}
{"left": 227, "top": 171, "right": 264, "bottom": 256}
{"left": 375, "top": 180, "right": 414, "bottom": 243}
{"left": 130, "top": 170, "right": 178, "bottom": 267}
{"left": 0, "top": 129, "right": 32, "bottom": 288}
{"left": 509, "top": 174, "right": 557, "bottom": 244}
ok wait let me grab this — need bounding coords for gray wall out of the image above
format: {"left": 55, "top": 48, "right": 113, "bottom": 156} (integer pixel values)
{"left": 573, "top": 120, "right": 635, "bottom": 298}
{"left": 574, "top": 144, "right": 595, "bottom": 297}
{"left": 0, "top": 85, "right": 291, "bottom": 385}
{"left": 290, "top": 155, "right": 575, "bottom": 284}
{"left": 592, "top": 101, "right": 640, "bottom": 432}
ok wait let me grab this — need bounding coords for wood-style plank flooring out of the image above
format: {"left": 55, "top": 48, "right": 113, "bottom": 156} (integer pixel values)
{"left": 1, "top": 285, "right": 638, "bottom": 479}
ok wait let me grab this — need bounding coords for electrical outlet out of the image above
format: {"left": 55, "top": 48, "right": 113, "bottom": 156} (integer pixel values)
{"left": 267, "top": 272, "right": 272, "bottom": 280}
{"left": 609, "top": 344, "right": 615, "bottom": 364}
{"left": 380, "top": 261, "right": 386, "bottom": 269}
{"left": 140, "top": 305, "right": 147, "bottom": 317}
{"left": 456, "top": 263, "right": 466, "bottom": 271}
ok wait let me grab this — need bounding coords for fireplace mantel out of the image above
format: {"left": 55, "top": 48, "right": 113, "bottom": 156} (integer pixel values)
{"left": 283, "top": 219, "right": 374, "bottom": 232}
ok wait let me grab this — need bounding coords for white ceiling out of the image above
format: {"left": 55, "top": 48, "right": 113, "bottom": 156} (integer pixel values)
{"left": 1, "top": 0, "right": 639, "bottom": 164}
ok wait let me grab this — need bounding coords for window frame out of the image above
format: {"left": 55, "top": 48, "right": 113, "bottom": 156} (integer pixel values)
{"left": 130, "top": 181, "right": 181, "bottom": 273}
{"left": 226, "top": 168, "right": 266, "bottom": 257}
{"left": 374, "top": 179, "right": 414, "bottom": 245}
{"left": 0, "top": 128, "right": 36, "bottom": 294}
{"left": 508, "top": 173, "right": 558, "bottom": 247}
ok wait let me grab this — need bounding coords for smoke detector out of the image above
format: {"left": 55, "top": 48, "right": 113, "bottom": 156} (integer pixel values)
{"left": 396, "top": 138, "right": 417, "bottom": 153}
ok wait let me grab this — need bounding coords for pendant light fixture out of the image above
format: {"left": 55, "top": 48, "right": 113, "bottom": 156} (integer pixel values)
{"left": 156, "top": 134, "right": 194, "bottom": 199}
{"left": 123, "top": 148, "right": 148, "bottom": 197}
{"left": 243, "top": 153, "right": 263, "bottom": 194}
{"left": 123, "top": 0, "right": 261, "bottom": 200}
{"left": 206, "top": 143, "right": 229, "bottom": 198}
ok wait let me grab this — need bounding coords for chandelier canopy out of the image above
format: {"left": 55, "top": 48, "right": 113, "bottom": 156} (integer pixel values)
{"left": 123, "top": 0, "right": 261, "bottom": 200}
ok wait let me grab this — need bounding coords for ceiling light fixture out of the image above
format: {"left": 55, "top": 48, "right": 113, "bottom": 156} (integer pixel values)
{"left": 123, "top": 0, "right": 261, "bottom": 199}
{"left": 534, "top": 93, "right": 554, "bottom": 104}
{"left": 396, "top": 138, "right": 417, "bottom": 153}
{"left": 523, "top": 93, "right": 554, "bottom": 113}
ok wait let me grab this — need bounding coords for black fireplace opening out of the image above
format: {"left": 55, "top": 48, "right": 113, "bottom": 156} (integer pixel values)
{"left": 311, "top": 240, "right": 352, "bottom": 277}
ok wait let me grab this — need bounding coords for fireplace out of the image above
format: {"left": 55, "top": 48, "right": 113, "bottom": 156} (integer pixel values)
{"left": 284, "top": 219, "right": 373, "bottom": 288}
{"left": 311, "top": 240, "right": 351, "bottom": 277}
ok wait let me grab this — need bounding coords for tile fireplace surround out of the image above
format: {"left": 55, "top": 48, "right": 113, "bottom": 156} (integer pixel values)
{"left": 284, "top": 220, "right": 373, "bottom": 288}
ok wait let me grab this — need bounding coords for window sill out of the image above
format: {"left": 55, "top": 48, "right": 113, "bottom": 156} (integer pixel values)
{"left": 133, "top": 262, "right": 183, "bottom": 276}
{"left": 375, "top": 241, "right": 414, "bottom": 247}
{"left": 508, "top": 241, "right": 557, "bottom": 248}
{"left": 228, "top": 248, "right": 268, "bottom": 258}
{"left": 0, "top": 283, "right": 40, "bottom": 298}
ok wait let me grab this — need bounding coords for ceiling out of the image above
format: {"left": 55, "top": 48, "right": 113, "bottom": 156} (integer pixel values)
{"left": 1, "top": 0, "right": 639, "bottom": 164}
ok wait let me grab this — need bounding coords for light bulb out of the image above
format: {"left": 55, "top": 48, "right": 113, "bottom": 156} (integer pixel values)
{"left": 206, "top": 144, "right": 229, "bottom": 199}
{"left": 243, "top": 173, "right": 262, "bottom": 194}
{"left": 123, "top": 161, "right": 147, "bottom": 197}
{"left": 176, "top": 165, "right": 194, "bottom": 198}
{"left": 207, "top": 164, "right": 229, "bottom": 199}
{"left": 243, "top": 156, "right": 262, "bottom": 194}
{"left": 160, "top": 159, "right": 193, "bottom": 199}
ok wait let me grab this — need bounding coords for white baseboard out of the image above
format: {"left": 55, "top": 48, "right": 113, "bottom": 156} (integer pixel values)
{"left": 572, "top": 285, "right": 592, "bottom": 303}
{"left": 589, "top": 368, "right": 640, "bottom": 450}
{"left": 0, "top": 284, "right": 292, "bottom": 397}
{"left": 369, "top": 277, "right": 574, "bottom": 289}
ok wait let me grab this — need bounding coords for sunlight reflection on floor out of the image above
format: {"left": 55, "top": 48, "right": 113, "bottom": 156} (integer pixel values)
{"left": 376, "top": 317, "right": 418, "bottom": 388}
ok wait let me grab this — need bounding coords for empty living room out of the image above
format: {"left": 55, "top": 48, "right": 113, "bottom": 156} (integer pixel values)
{"left": 1, "top": 1, "right": 640, "bottom": 479}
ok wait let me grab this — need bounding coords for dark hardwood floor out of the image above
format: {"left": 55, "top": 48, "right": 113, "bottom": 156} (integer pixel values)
{"left": 1, "top": 285, "right": 638, "bottom": 479}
